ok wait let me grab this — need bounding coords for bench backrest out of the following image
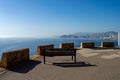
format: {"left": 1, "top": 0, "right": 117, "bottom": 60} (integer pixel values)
{"left": 43, "top": 48, "right": 76, "bottom": 56}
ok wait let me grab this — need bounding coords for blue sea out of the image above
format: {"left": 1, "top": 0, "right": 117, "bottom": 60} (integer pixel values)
{"left": 0, "top": 38, "right": 118, "bottom": 58}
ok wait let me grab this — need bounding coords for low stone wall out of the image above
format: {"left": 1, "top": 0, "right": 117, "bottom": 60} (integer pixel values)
{"left": 59, "top": 42, "right": 74, "bottom": 49}
{"left": 81, "top": 42, "right": 95, "bottom": 48}
{"left": 0, "top": 48, "right": 29, "bottom": 68}
{"left": 36, "top": 44, "right": 54, "bottom": 55}
{"left": 101, "top": 42, "right": 114, "bottom": 47}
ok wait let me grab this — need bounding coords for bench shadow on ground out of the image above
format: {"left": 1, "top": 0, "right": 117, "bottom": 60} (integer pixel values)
{"left": 7, "top": 60, "right": 41, "bottom": 73}
{"left": 52, "top": 61, "right": 96, "bottom": 68}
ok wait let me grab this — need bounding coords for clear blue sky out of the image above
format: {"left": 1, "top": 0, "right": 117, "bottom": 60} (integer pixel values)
{"left": 0, "top": 0, "right": 120, "bottom": 38}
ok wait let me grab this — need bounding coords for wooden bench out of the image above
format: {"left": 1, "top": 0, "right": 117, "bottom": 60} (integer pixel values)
{"left": 41, "top": 48, "right": 77, "bottom": 64}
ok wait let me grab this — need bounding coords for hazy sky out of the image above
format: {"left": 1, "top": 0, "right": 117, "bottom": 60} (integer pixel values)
{"left": 0, "top": 0, "right": 120, "bottom": 38}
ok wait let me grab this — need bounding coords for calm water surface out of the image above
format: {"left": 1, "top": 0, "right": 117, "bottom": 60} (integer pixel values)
{"left": 0, "top": 38, "right": 118, "bottom": 58}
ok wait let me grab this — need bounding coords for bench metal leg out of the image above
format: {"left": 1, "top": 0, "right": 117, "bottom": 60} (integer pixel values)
{"left": 43, "top": 55, "right": 46, "bottom": 64}
{"left": 74, "top": 55, "right": 76, "bottom": 63}
{"left": 72, "top": 55, "right": 74, "bottom": 60}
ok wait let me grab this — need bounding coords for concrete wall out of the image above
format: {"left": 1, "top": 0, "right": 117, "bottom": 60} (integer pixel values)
{"left": 101, "top": 42, "right": 114, "bottom": 47}
{"left": 0, "top": 48, "right": 29, "bottom": 68}
{"left": 36, "top": 44, "right": 54, "bottom": 55}
{"left": 59, "top": 42, "right": 74, "bottom": 49}
{"left": 80, "top": 42, "right": 95, "bottom": 48}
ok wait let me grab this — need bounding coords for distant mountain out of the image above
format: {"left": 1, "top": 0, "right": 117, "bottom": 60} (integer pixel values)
{"left": 60, "top": 31, "right": 118, "bottom": 40}
{"left": 71, "top": 32, "right": 94, "bottom": 36}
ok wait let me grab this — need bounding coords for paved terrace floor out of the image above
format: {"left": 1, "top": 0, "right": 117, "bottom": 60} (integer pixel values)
{"left": 0, "top": 48, "right": 120, "bottom": 80}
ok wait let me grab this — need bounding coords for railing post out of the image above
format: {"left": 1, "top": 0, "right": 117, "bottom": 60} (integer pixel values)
{"left": 43, "top": 55, "right": 46, "bottom": 64}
